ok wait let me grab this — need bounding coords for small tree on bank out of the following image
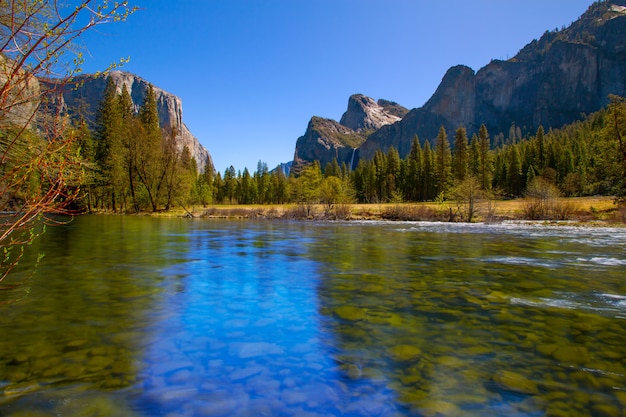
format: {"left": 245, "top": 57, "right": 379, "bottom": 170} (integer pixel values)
{"left": 0, "top": 1, "right": 136, "bottom": 281}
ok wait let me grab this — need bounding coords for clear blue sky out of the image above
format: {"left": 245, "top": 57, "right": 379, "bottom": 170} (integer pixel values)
{"left": 78, "top": 1, "right": 591, "bottom": 172}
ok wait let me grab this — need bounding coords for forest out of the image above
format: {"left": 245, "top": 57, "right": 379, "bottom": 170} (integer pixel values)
{"left": 7, "top": 80, "right": 620, "bottom": 217}
{"left": 78, "top": 87, "right": 626, "bottom": 216}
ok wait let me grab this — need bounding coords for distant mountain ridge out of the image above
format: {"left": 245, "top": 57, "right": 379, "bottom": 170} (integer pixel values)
{"left": 292, "top": 0, "right": 626, "bottom": 170}
{"left": 51, "top": 71, "right": 213, "bottom": 172}
{"left": 291, "top": 94, "right": 408, "bottom": 173}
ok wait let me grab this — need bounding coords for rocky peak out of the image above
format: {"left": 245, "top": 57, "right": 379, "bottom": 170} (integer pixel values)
{"left": 53, "top": 71, "right": 213, "bottom": 172}
{"left": 291, "top": 116, "right": 366, "bottom": 174}
{"left": 377, "top": 99, "right": 410, "bottom": 119}
{"left": 423, "top": 65, "right": 477, "bottom": 132}
{"left": 339, "top": 94, "right": 405, "bottom": 132}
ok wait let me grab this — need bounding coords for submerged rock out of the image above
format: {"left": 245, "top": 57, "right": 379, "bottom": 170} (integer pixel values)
{"left": 334, "top": 306, "right": 367, "bottom": 321}
{"left": 551, "top": 346, "right": 590, "bottom": 365}
{"left": 388, "top": 345, "right": 422, "bottom": 362}
{"left": 493, "top": 370, "right": 539, "bottom": 395}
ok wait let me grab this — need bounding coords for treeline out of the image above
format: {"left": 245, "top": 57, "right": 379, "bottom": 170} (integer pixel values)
{"left": 351, "top": 100, "right": 626, "bottom": 204}
{"left": 76, "top": 79, "right": 207, "bottom": 212}
{"left": 204, "top": 96, "right": 626, "bottom": 207}
{"left": 74, "top": 93, "right": 626, "bottom": 212}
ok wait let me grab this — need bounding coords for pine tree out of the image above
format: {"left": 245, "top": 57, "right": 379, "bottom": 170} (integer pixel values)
{"left": 271, "top": 166, "right": 290, "bottom": 204}
{"left": 453, "top": 127, "right": 469, "bottom": 183}
{"left": 373, "top": 150, "right": 387, "bottom": 202}
{"left": 134, "top": 84, "right": 166, "bottom": 211}
{"left": 507, "top": 145, "right": 523, "bottom": 196}
{"left": 95, "top": 77, "right": 124, "bottom": 210}
{"left": 237, "top": 167, "right": 254, "bottom": 204}
{"left": 434, "top": 126, "right": 452, "bottom": 196}
{"left": 536, "top": 125, "right": 546, "bottom": 172}
{"left": 223, "top": 166, "right": 237, "bottom": 204}
{"left": 386, "top": 146, "right": 401, "bottom": 199}
{"left": 422, "top": 141, "right": 435, "bottom": 200}
{"left": 254, "top": 161, "right": 269, "bottom": 204}
{"left": 118, "top": 84, "right": 136, "bottom": 211}
{"left": 469, "top": 133, "right": 480, "bottom": 179}
{"left": 478, "top": 124, "right": 492, "bottom": 190}
{"left": 324, "top": 158, "right": 341, "bottom": 178}
{"left": 405, "top": 136, "right": 423, "bottom": 201}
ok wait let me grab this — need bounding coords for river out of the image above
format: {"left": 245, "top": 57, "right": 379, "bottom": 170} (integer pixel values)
{"left": 1, "top": 216, "right": 625, "bottom": 416}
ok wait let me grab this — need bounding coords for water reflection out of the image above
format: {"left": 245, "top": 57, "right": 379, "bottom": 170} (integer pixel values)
{"left": 0, "top": 216, "right": 185, "bottom": 414}
{"left": 0, "top": 218, "right": 625, "bottom": 416}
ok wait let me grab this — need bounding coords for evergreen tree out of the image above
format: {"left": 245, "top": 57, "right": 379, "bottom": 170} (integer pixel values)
{"left": 134, "top": 84, "right": 166, "bottom": 211}
{"left": 605, "top": 95, "right": 626, "bottom": 200}
{"left": 422, "top": 141, "right": 435, "bottom": 200}
{"left": 373, "top": 150, "right": 387, "bottom": 202}
{"left": 237, "top": 167, "right": 255, "bottom": 204}
{"left": 452, "top": 127, "right": 469, "bottom": 183}
{"left": 405, "top": 136, "right": 423, "bottom": 201}
{"left": 254, "top": 160, "right": 269, "bottom": 204}
{"left": 270, "top": 166, "right": 290, "bottom": 204}
{"left": 386, "top": 146, "right": 401, "bottom": 200}
{"left": 536, "top": 125, "right": 546, "bottom": 172}
{"left": 507, "top": 145, "right": 523, "bottom": 196}
{"left": 478, "top": 124, "right": 493, "bottom": 190}
{"left": 469, "top": 133, "right": 480, "bottom": 179}
{"left": 223, "top": 166, "right": 237, "bottom": 204}
{"left": 324, "top": 158, "right": 341, "bottom": 178}
{"left": 353, "top": 159, "right": 376, "bottom": 203}
{"left": 434, "top": 126, "right": 452, "bottom": 195}
{"left": 95, "top": 77, "right": 124, "bottom": 210}
{"left": 213, "top": 172, "right": 224, "bottom": 203}
{"left": 118, "top": 84, "right": 136, "bottom": 211}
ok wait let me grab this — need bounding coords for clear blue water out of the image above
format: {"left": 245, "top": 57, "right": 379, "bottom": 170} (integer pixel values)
{"left": 1, "top": 216, "right": 625, "bottom": 416}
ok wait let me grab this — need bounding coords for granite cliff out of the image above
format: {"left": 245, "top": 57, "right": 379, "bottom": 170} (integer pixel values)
{"left": 294, "top": 1, "right": 626, "bottom": 167}
{"left": 50, "top": 71, "right": 213, "bottom": 172}
{"left": 291, "top": 94, "right": 407, "bottom": 173}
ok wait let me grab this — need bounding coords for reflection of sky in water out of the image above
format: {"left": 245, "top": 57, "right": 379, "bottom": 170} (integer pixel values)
{"left": 137, "top": 222, "right": 399, "bottom": 415}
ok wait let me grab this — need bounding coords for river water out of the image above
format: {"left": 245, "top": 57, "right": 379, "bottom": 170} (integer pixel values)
{"left": 0, "top": 216, "right": 625, "bottom": 416}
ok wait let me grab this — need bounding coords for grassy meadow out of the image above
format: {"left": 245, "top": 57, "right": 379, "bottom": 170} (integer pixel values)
{"left": 155, "top": 196, "right": 624, "bottom": 225}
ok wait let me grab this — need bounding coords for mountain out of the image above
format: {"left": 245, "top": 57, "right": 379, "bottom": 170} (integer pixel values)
{"left": 291, "top": 94, "right": 408, "bottom": 173}
{"left": 49, "top": 71, "right": 213, "bottom": 172}
{"left": 293, "top": 1, "right": 626, "bottom": 168}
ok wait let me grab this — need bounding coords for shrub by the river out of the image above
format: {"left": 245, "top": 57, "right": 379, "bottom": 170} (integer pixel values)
{"left": 381, "top": 205, "right": 446, "bottom": 221}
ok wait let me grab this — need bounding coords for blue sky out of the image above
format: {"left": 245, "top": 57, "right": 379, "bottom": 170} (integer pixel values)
{"left": 78, "top": 1, "right": 591, "bottom": 172}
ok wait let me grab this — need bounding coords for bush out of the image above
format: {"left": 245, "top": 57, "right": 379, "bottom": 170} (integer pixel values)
{"left": 381, "top": 205, "right": 446, "bottom": 221}
{"left": 523, "top": 177, "right": 561, "bottom": 220}
{"left": 325, "top": 203, "right": 352, "bottom": 220}
{"left": 283, "top": 205, "right": 310, "bottom": 220}
{"left": 613, "top": 204, "right": 626, "bottom": 223}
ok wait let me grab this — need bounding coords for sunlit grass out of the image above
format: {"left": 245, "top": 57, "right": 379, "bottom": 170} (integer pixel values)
{"left": 146, "top": 196, "right": 623, "bottom": 225}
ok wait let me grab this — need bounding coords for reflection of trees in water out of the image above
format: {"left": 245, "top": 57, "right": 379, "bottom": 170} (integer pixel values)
{"left": 0, "top": 216, "right": 186, "bottom": 410}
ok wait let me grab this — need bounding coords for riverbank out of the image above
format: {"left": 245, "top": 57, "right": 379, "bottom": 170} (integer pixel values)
{"left": 153, "top": 196, "right": 625, "bottom": 225}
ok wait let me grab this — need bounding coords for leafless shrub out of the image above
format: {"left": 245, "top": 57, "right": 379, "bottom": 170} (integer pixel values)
{"left": 381, "top": 205, "right": 446, "bottom": 221}
{"left": 612, "top": 204, "right": 626, "bottom": 223}
{"left": 552, "top": 201, "right": 579, "bottom": 220}
{"left": 283, "top": 205, "right": 309, "bottom": 220}
{"left": 523, "top": 177, "right": 561, "bottom": 220}
{"left": 333, "top": 204, "right": 353, "bottom": 220}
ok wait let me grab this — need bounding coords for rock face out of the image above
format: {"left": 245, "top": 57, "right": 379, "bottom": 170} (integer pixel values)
{"left": 292, "top": 95, "right": 407, "bottom": 173}
{"left": 295, "top": 1, "right": 626, "bottom": 167}
{"left": 52, "top": 71, "right": 213, "bottom": 172}
{"left": 339, "top": 94, "right": 406, "bottom": 132}
{"left": 0, "top": 55, "right": 40, "bottom": 128}
{"left": 291, "top": 117, "right": 364, "bottom": 175}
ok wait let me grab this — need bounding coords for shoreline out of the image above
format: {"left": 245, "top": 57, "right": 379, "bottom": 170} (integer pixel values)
{"left": 138, "top": 196, "right": 625, "bottom": 227}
